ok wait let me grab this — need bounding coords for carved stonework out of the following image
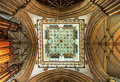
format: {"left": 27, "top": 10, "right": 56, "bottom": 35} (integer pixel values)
{"left": 36, "top": 0, "right": 84, "bottom": 9}
{"left": 57, "top": 79, "right": 68, "bottom": 82}
{"left": 37, "top": 19, "right": 85, "bottom": 68}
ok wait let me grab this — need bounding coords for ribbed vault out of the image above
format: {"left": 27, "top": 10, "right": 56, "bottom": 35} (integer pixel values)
{"left": 92, "top": 13, "right": 120, "bottom": 78}
{"left": 36, "top": 0, "right": 84, "bottom": 9}
{"left": 0, "top": 0, "right": 120, "bottom": 19}
{"left": 85, "top": 5, "right": 120, "bottom": 82}
{"left": 0, "top": 0, "right": 120, "bottom": 82}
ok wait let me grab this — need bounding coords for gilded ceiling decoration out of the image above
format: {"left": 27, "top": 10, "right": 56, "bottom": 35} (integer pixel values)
{"left": 37, "top": 19, "right": 85, "bottom": 68}
{"left": 36, "top": 0, "right": 84, "bottom": 9}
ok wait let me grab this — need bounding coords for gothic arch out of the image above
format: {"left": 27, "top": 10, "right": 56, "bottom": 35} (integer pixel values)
{"left": 29, "top": 69, "right": 93, "bottom": 82}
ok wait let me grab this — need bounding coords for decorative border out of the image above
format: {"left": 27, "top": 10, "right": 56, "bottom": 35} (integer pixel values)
{"left": 37, "top": 19, "right": 85, "bottom": 68}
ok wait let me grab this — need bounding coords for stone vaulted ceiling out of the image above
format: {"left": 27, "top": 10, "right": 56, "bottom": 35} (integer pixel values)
{"left": 36, "top": 0, "right": 84, "bottom": 9}
{"left": 0, "top": 0, "right": 120, "bottom": 82}
{"left": 86, "top": 13, "right": 120, "bottom": 79}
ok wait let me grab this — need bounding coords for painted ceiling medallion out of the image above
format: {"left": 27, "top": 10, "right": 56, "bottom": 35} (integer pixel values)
{"left": 36, "top": 0, "right": 84, "bottom": 9}
{"left": 37, "top": 19, "right": 85, "bottom": 68}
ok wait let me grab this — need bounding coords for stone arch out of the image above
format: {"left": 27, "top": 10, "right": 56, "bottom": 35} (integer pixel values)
{"left": 29, "top": 69, "right": 93, "bottom": 82}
